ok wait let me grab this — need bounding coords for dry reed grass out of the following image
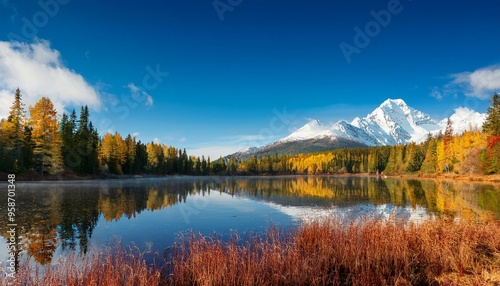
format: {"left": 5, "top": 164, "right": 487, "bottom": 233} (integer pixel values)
{"left": 1, "top": 243, "right": 165, "bottom": 286}
{"left": 171, "top": 218, "right": 500, "bottom": 286}
{"left": 2, "top": 218, "right": 500, "bottom": 285}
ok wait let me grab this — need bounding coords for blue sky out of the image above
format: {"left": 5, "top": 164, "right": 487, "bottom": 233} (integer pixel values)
{"left": 1, "top": 0, "right": 499, "bottom": 158}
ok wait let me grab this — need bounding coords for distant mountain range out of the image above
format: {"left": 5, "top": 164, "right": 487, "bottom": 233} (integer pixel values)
{"left": 229, "top": 99, "right": 486, "bottom": 159}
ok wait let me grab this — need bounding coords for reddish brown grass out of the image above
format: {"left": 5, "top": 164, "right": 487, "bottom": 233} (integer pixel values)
{"left": 171, "top": 219, "right": 500, "bottom": 286}
{"left": 3, "top": 218, "right": 500, "bottom": 285}
{"left": 2, "top": 244, "right": 166, "bottom": 286}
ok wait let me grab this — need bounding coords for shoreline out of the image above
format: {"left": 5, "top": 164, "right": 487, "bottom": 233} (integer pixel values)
{"left": 2, "top": 171, "right": 500, "bottom": 186}
{"left": 385, "top": 173, "right": 500, "bottom": 186}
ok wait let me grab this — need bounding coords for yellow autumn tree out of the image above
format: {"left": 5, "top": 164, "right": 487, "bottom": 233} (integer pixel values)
{"left": 436, "top": 139, "right": 446, "bottom": 173}
{"left": 29, "top": 97, "right": 63, "bottom": 175}
{"left": 99, "top": 132, "right": 127, "bottom": 174}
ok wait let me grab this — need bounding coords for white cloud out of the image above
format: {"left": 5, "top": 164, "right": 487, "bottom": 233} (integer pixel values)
{"left": 221, "top": 134, "right": 275, "bottom": 144}
{"left": 430, "top": 87, "right": 443, "bottom": 100}
{"left": 0, "top": 40, "right": 101, "bottom": 119}
{"left": 127, "top": 82, "right": 140, "bottom": 93}
{"left": 179, "top": 137, "right": 187, "bottom": 143}
{"left": 451, "top": 65, "right": 500, "bottom": 99}
{"left": 153, "top": 137, "right": 160, "bottom": 144}
{"left": 132, "top": 132, "right": 140, "bottom": 138}
{"left": 0, "top": 90, "right": 13, "bottom": 118}
{"left": 126, "top": 83, "right": 154, "bottom": 107}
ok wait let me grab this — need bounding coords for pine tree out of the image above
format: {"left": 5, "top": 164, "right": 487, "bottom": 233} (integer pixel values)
{"left": 60, "top": 109, "right": 77, "bottom": 170}
{"left": 9, "top": 89, "right": 27, "bottom": 160}
{"left": 181, "top": 149, "right": 188, "bottom": 173}
{"left": 75, "top": 106, "right": 90, "bottom": 173}
{"left": 73, "top": 106, "right": 99, "bottom": 174}
{"left": 215, "top": 156, "right": 226, "bottom": 173}
{"left": 207, "top": 156, "right": 211, "bottom": 173}
{"left": 21, "top": 125, "right": 34, "bottom": 171}
{"left": 201, "top": 155, "right": 208, "bottom": 174}
{"left": 177, "top": 149, "right": 183, "bottom": 173}
{"left": 405, "top": 142, "right": 424, "bottom": 173}
{"left": 29, "top": 97, "right": 63, "bottom": 175}
{"left": 483, "top": 93, "right": 500, "bottom": 136}
{"left": 195, "top": 157, "right": 202, "bottom": 174}
{"left": 0, "top": 88, "right": 31, "bottom": 172}
{"left": 228, "top": 156, "right": 237, "bottom": 174}
{"left": 123, "top": 134, "right": 136, "bottom": 174}
{"left": 442, "top": 117, "right": 454, "bottom": 172}
{"left": 134, "top": 141, "right": 148, "bottom": 173}
{"left": 88, "top": 121, "right": 99, "bottom": 174}
{"left": 444, "top": 118, "right": 453, "bottom": 141}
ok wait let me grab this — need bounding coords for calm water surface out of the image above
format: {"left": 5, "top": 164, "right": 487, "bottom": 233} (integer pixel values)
{"left": 0, "top": 176, "right": 499, "bottom": 268}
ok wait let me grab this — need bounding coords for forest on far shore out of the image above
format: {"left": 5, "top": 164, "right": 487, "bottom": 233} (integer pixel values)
{"left": 1, "top": 89, "right": 499, "bottom": 177}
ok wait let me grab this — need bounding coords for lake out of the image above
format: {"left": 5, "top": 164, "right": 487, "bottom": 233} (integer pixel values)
{"left": 0, "top": 176, "right": 499, "bottom": 268}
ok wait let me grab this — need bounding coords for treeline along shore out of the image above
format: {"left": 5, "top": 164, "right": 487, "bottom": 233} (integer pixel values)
{"left": 1, "top": 90, "right": 499, "bottom": 181}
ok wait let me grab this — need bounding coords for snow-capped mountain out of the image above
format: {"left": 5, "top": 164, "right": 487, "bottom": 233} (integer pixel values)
{"left": 228, "top": 98, "right": 486, "bottom": 159}
{"left": 349, "top": 98, "right": 441, "bottom": 145}
{"left": 279, "top": 99, "right": 484, "bottom": 147}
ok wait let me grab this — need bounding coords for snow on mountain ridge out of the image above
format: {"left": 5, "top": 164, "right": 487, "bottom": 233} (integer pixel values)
{"left": 331, "top": 120, "right": 379, "bottom": 146}
{"left": 279, "top": 119, "right": 337, "bottom": 142}
{"left": 279, "top": 99, "right": 485, "bottom": 147}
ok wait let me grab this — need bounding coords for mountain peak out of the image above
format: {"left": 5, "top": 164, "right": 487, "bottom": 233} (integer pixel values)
{"left": 305, "top": 119, "right": 321, "bottom": 126}
{"left": 280, "top": 119, "right": 334, "bottom": 142}
{"left": 381, "top": 98, "right": 407, "bottom": 108}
